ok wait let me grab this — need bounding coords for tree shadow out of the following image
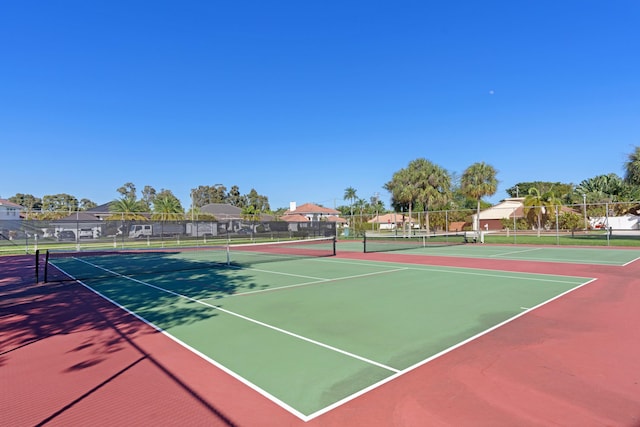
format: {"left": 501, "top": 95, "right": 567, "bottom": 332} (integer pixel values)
{"left": 1, "top": 254, "right": 241, "bottom": 425}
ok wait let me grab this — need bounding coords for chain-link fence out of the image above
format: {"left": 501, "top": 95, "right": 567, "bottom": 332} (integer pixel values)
{"left": 0, "top": 218, "right": 337, "bottom": 255}
{"left": 340, "top": 201, "right": 640, "bottom": 245}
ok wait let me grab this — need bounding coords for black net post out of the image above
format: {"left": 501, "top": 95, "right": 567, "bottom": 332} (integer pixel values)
{"left": 35, "top": 249, "right": 39, "bottom": 283}
{"left": 44, "top": 250, "right": 50, "bottom": 283}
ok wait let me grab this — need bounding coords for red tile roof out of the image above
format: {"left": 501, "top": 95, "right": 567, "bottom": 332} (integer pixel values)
{"left": 284, "top": 203, "right": 340, "bottom": 215}
{"left": 0, "top": 199, "right": 24, "bottom": 208}
{"left": 279, "top": 214, "right": 309, "bottom": 222}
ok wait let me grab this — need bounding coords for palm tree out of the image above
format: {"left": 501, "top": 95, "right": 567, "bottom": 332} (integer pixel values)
{"left": 343, "top": 186, "right": 357, "bottom": 220}
{"left": 151, "top": 195, "right": 184, "bottom": 221}
{"left": 385, "top": 167, "right": 419, "bottom": 235}
{"left": 524, "top": 188, "right": 544, "bottom": 235}
{"left": 624, "top": 145, "right": 640, "bottom": 185}
{"left": 108, "top": 197, "right": 146, "bottom": 220}
{"left": 411, "top": 158, "right": 451, "bottom": 233}
{"left": 523, "top": 188, "right": 562, "bottom": 236}
{"left": 460, "top": 162, "right": 498, "bottom": 232}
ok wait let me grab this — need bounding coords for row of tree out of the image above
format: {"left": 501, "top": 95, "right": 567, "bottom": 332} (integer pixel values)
{"left": 339, "top": 146, "right": 640, "bottom": 232}
{"left": 8, "top": 147, "right": 640, "bottom": 223}
{"left": 8, "top": 183, "right": 272, "bottom": 221}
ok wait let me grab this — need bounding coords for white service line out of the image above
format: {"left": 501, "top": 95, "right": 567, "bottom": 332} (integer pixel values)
{"left": 229, "top": 267, "right": 409, "bottom": 297}
{"left": 72, "top": 257, "right": 401, "bottom": 375}
{"left": 488, "top": 247, "right": 543, "bottom": 257}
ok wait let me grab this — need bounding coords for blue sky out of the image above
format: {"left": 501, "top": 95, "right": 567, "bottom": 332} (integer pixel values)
{"left": 1, "top": 1, "right": 639, "bottom": 210}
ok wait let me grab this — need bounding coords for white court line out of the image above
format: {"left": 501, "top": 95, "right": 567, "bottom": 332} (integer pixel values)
{"left": 228, "top": 267, "right": 409, "bottom": 297}
{"left": 70, "top": 257, "right": 401, "bottom": 376}
{"left": 622, "top": 256, "right": 640, "bottom": 267}
{"left": 488, "top": 247, "right": 544, "bottom": 257}
{"left": 55, "top": 255, "right": 597, "bottom": 422}
{"left": 316, "top": 257, "right": 593, "bottom": 283}
{"left": 304, "top": 277, "right": 599, "bottom": 421}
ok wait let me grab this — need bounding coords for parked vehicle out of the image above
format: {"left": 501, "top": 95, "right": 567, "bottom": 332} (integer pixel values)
{"left": 57, "top": 230, "right": 76, "bottom": 241}
{"left": 129, "top": 223, "right": 185, "bottom": 238}
{"left": 78, "top": 228, "right": 94, "bottom": 239}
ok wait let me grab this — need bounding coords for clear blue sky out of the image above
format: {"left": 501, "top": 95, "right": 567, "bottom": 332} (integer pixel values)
{"left": 2, "top": 1, "right": 639, "bottom": 210}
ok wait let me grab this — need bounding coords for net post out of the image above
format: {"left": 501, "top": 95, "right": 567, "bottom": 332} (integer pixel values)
{"left": 332, "top": 235, "right": 337, "bottom": 256}
{"left": 226, "top": 242, "right": 231, "bottom": 266}
{"left": 44, "top": 250, "right": 50, "bottom": 283}
{"left": 363, "top": 232, "right": 367, "bottom": 253}
{"left": 35, "top": 249, "right": 40, "bottom": 283}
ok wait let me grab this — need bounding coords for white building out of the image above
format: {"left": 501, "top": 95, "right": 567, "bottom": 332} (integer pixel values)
{"left": 0, "top": 199, "right": 25, "bottom": 239}
{"left": 0, "top": 199, "right": 24, "bottom": 220}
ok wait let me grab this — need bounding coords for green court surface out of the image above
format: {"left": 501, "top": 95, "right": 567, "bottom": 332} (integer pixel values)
{"left": 49, "top": 252, "right": 592, "bottom": 420}
{"left": 340, "top": 240, "right": 640, "bottom": 266}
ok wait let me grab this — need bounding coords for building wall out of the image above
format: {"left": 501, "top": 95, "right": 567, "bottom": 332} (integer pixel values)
{"left": 0, "top": 206, "right": 21, "bottom": 220}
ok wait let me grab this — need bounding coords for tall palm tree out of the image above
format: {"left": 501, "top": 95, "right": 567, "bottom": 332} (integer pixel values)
{"left": 523, "top": 188, "right": 562, "bottom": 236}
{"left": 385, "top": 168, "right": 417, "bottom": 234}
{"left": 344, "top": 187, "right": 357, "bottom": 218}
{"left": 624, "top": 145, "right": 640, "bottom": 186}
{"left": 411, "top": 158, "right": 451, "bottom": 233}
{"left": 460, "top": 162, "right": 498, "bottom": 232}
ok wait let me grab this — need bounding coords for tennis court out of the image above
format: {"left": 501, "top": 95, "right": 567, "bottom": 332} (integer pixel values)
{"left": 342, "top": 235, "right": 640, "bottom": 266}
{"left": 45, "top": 239, "right": 593, "bottom": 420}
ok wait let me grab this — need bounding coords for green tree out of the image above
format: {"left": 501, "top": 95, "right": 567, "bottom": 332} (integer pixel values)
{"left": 506, "top": 182, "right": 573, "bottom": 200}
{"left": 384, "top": 167, "right": 419, "bottom": 233}
{"left": 42, "top": 193, "right": 78, "bottom": 213}
{"left": 407, "top": 158, "right": 451, "bottom": 232}
{"left": 228, "top": 185, "right": 244, "bottom": 207}
{"left": 151, "top": 193, "right": 184, "bottom": 221}
{"left": 191, "top": 184, "right": 227, "bottom": 206}
{"left": 558, "top": 211, "right": 582, "bottom": 237}
{"left": 523, "top": 188, "right": 562, "bottom": 236}
{"left": 245, "top": 188, "right": 269, "bottom": 212}
{"left": 460, "top": 162, "right": 498, "bottom": 231}
{"left": 108, "top": 197, "right": 147, "bottom": 220}
{"left": 9, "top": 193, "right": 42, "bottom": 214}
{"left": 624, "top": 145, "right": 640, "bottom": 186}
{"left": 241, "top": 205, "right": 260, "bottom": 226}
{"left": 117, "top": 182, "right": 137, "bottom": 200}
{"left": 79, "top": 198, "right": 97, "bottom": 211}
{"left": 140, "top": 185, "right": 156, "bottom": 211}
{"left": 343, "top": 187, "right": 357, "bottom": 218}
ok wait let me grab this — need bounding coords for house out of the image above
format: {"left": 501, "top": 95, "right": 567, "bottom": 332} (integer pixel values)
{"left": 282, "top": 202, "right": 344, "bottom": 223}
{"left": 472, "top": 197, "right": 580, "bottom": 231}
{"left": 367, "top": 213, "right": 417, "bottom": 230}
{"left": 0, "top": 199, "right": 25, "bottom": 239}
{"left": 86, "top": 202, "right": 114, "bottom": 220}
{"left": 279, "top": 202, "right": 342, "bottom": 236}
{"left": 198, "top": 203, "right": 274, "bottom": 234}
{"left": 200, "top": 203, "right": 243, "bottom": 220}
{"left": 0, "top": 199, "right": 24, "bottom": 220}
{"left": 469, "top": 198, "right": 525, "bottom": 231}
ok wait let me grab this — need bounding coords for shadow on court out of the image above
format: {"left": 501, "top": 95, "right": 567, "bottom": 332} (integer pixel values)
{"left": 1, "top": 255, "right": 240, "bottom": 426}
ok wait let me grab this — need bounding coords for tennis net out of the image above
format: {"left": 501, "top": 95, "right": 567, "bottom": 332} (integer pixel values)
{"left": 363, "top": 232, "right": 471, "bottom": 253}
{"left": 43, "top": 236, "right": 336, "bottom": 282}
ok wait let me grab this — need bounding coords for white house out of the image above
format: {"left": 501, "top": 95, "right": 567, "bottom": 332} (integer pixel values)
{"left": 0, "top": 199, "right": 25, "bottom": 240}
{"left": 471, "top": 198, "right": 525, "bottom": 231}
{"left": 0, "top": 199, "right": 24, "bottom": 220}
{"left": 283, "top": 202, "right": 344, "bottom": 222}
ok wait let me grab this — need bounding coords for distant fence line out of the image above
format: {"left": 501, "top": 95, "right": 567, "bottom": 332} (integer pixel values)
{"left": 0, "top": 218, "right": 337, "bottom": 255}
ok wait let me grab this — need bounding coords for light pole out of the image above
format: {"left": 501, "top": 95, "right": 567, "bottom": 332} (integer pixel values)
{"left": 190, "top": 190, "right": 194, "bottom": 222}
{"left": 582, "top": 193, "right": 587, "bottom": 232}
{"left": 373, "top": 192, "right": 379, "bottom": 231}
